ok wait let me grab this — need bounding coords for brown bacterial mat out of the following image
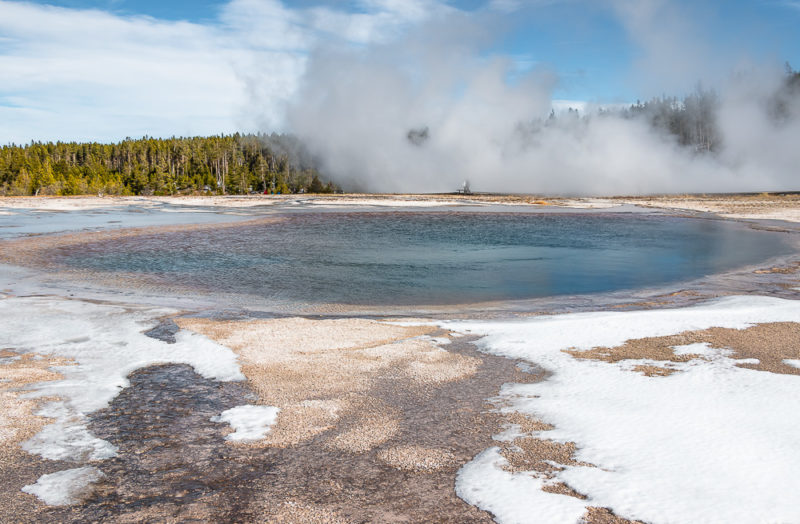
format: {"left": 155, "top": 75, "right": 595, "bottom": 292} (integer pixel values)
{"left": 25, "top": 329, "right": 539, "bottom": 522}
{"left": 566, "top": 321, "right": 800, "bottom": 376}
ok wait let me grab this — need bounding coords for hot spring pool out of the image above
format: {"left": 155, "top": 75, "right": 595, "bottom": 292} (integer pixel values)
{"left": 52, "top": 211, "right": 795, "bottom": 305}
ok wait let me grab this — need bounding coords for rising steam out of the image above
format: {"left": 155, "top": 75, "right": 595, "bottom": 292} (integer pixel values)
{"left": 284, "top": 4, "right": 800, "bottom": 195}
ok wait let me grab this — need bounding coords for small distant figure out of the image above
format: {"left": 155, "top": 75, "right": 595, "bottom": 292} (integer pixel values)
{"left": 457, "top": 180, "right": 472, "bottom": 195}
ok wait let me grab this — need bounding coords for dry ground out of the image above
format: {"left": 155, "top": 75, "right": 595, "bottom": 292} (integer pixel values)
{"left": 3, "top": 192, "right": 800, "bottom": 222}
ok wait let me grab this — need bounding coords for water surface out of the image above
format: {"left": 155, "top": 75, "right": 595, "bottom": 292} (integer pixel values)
{"left": 54, "top": 211, "right": 794, "bottom": 305}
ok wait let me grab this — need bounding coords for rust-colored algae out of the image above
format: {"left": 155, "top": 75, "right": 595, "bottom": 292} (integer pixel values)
{"left": 566, "top": 321, "right": 800, "bottom": 376}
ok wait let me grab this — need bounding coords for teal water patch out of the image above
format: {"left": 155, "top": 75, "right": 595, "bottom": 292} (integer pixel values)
{"left": 53, "top": 212, "right": 795, "bottom": 305}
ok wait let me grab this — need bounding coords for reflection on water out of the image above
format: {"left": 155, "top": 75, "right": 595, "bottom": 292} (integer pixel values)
{"left": 52, "top": 212, "right": 793, "bottom": 305}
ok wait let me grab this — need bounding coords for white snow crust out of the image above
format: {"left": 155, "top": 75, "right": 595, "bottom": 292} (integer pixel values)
{"left": 445, "top": 296, "right": 800, "bottom": 524}
{"left": 670, "top": 342, "right": 716, "bottom": 356}
{"left": 21, "top": 466, "right": 104, "bottom": 506}
{"left": 211, "top": 405, "right": 280, "bottom": 441}
{"left": 784, "top": 359, "right": 800, "bottom": 369}
{"left": 0, "top": 296, "right": 244, "bottom": 462}
{"left": 457, "top": 448, "right": 587, "bottom": 524}
{"left": 22, "top": 407, "right": 117, "bottom": 461}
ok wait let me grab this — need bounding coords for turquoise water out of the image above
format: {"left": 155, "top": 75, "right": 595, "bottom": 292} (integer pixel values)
{"left": 55, "top": 212, "right": 794, "bottom": 305}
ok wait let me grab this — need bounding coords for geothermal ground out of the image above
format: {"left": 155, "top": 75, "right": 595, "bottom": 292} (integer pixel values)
{"left": 1, "top": 194, "right": 800, "bottom": 523}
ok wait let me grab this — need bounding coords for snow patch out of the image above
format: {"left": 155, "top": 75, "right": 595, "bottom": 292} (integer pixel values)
{"left": 22, "top": 466, "right": 104, "bottom": 506}
{"left": 0, "top": 295, "right": 244, "bottom": 462}
{"left": 447, "top": 296, "right": 800, "bottom": 524}
{"left": 671, "top": 342, "right": 717, "bottom": 356}
{"left": 456, "top": 448, "right": 587, "bottom": 524}
{"left": 784, "top": 359, "right": 800, "bottom": 369}
{"left": 212, "top": 405, "right": 280, "bottom": 442}
{"left": 451, "top": 296, "right": 800, "bottom": 357}
{"left": 22, "top": 407, "right": 116, "bottom": 462}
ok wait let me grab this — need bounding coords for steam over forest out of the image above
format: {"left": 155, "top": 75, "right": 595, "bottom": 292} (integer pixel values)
{"left": 527, "top": 66, "right": 799, "bottom": 154}
{"left": 2, "top": 68, "right": 798, "bottom": 197}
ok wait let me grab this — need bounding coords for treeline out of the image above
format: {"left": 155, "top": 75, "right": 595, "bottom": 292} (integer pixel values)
{"left": 0, "top": 133, "right": 339, "bottom": 196}
{"left": 551, "top": 65, "right": 800, "bottom": 154}
{"left": 620, "top": 88, "right": 720, "bottom": 152}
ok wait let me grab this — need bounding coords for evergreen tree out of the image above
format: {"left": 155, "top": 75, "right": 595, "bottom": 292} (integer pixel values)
{"left": 0, "top": 134, "right": 339, "bottom": 196}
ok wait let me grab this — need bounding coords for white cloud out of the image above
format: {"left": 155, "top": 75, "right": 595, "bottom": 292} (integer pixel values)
{"left": 218, "top": 0, "right": 309, "bottom": 50}
{"left": 0, "top": 1, "right": 249, "bottom": 142}
{"left": 0, "top": 0, "right": 450, "bottom": 144}
{"left": 605, "top": 0, "right": 725, "bottom": 96}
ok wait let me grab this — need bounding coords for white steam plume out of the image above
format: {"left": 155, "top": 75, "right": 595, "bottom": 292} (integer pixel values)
{"left": 284, "top": 4, "right": 799, "bottom": 195}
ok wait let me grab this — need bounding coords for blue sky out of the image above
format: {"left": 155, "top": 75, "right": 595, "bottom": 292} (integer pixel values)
{"left": 1, "top": 0, "right": 799, "bottom": 143}
{"left": 17, "top": 0, "right": 224, "bottom": 21}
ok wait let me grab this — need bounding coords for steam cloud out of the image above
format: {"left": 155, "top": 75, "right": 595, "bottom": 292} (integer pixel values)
{"left": 284, "top": 3, "right": 800, "bottom": 195}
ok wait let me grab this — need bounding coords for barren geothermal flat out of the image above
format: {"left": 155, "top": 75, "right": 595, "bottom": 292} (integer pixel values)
{"left": 2, "top": 195, "right": 800, "bottom": 523}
